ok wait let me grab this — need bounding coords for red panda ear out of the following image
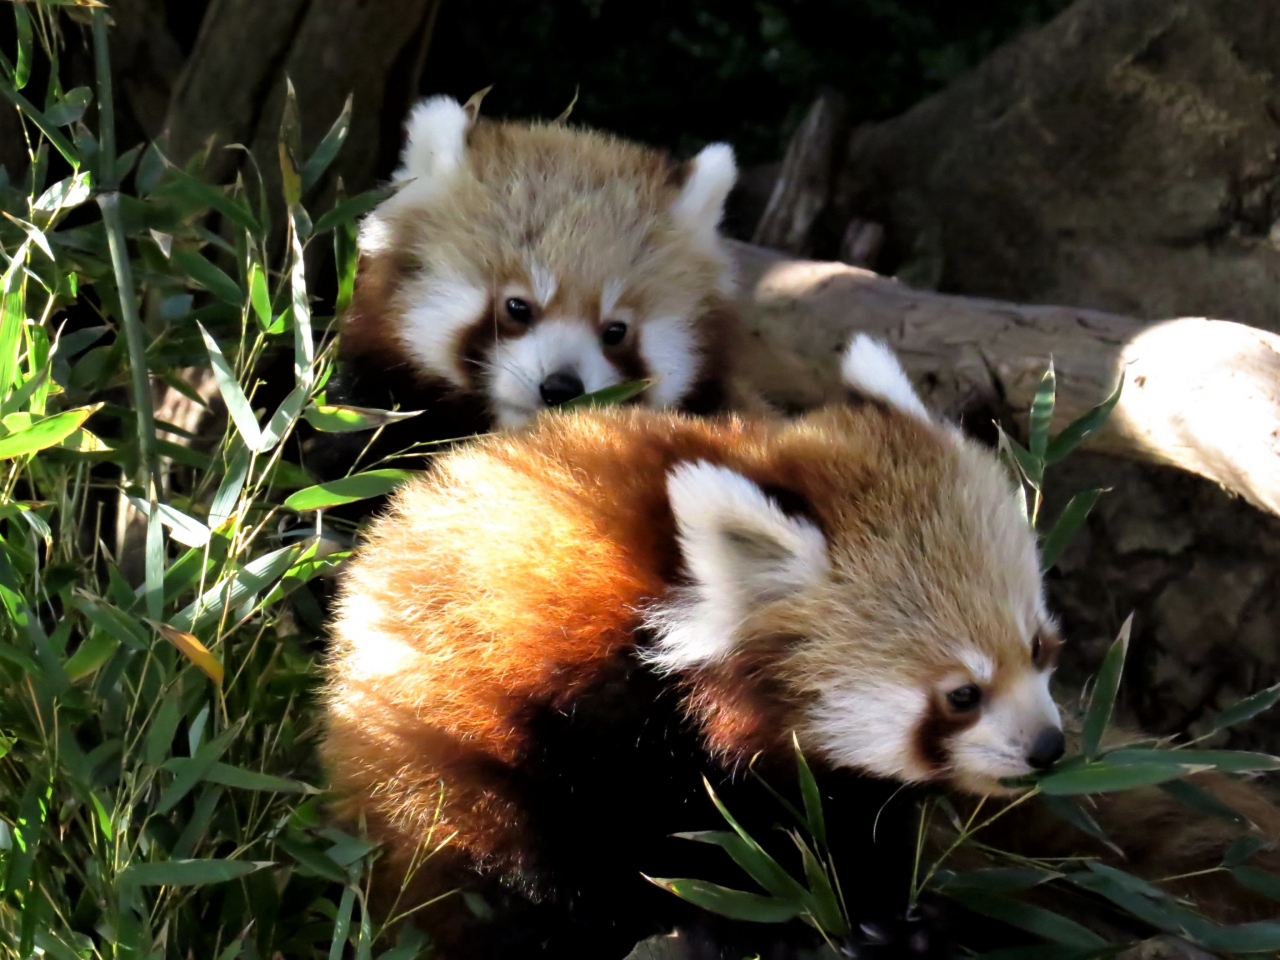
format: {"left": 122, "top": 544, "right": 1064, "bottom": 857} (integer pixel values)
{"left": 840, "top": 334, "right": 934, "bottom": 425}
{"left": 395, "top": 96, "right": 472, "bottom": 195}
{"left": 671, "top": 143, "right": 737, "bottom": 250}
{"left": 644, "top": 461, "right": 829, "bottom": 672}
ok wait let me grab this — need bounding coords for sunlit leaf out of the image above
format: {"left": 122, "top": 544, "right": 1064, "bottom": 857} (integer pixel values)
{"left": 33, "top": 171, "right": 92, "bottom": 214}
{"left": 198, "top": 324, "right": 263, "bottom": 450}
{"left": 0, "top": 405, "right": 101, "bottom": 459}
{"left": 152, "top": 621, "right": 223, "bottom": 686}
{"left": 127, "top": 496, "right": 211, "bottom": 548}
{"left": 303, "top": 403, "right": 423, "bottom": 433}
{"left": 284, "top": 469, "right": 414, "bottom": 511}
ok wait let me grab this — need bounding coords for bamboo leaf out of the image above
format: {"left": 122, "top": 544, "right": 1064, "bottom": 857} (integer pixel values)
{"left": 559, "top": 380, "right": 650, "bottom": 412}
{"left": 127, "top": 496, "right": 211, "bottom": 548}
{"left": 1081, "top": 614, "right": 1131, "bottom": 759}
{"left": 1208, "top": 680, "right": 1280, "bottom": 735}
{"left": 303, "top": 403, "right": 423, "bottom": 433}
{"left": 1045, "top": 373, "right": 1124, "bottom": 465}
{"left": 0, "top": 78, "right": 80, "bottom": 166}
{"left": 1105, "top": 747, "right": 1280, "bottom": 772}
{"left": 284, "top": 469, "right": 414, "bottom": 511}
{"left": 644, "top": 876, "right": 802, "bottom": 923}
{"left": 1158, "top": 779, "right": 1246, "bottom": 825}
{"left": 44, "top": 87, "right": 92, "bottom": 127}
{"left": 118, "top": 858, "right": 270, "bottom": 887}
{"left": 1038, "top": 761, "right": 1206, "bottom": 795}
{"left": 170, "top": 544, "right": 301, "bottom": 632}
{"left": 312, "top": 185, "right": 396, "bottom": 235}
{"left": 156, "top": 721, "right": 243, "bottom": 814}
{"left": 248, "top": 262, "right": 272, "bottom": 330}
{"left": 792, "top": 733, "right": 826, "bottom": 847}
{"left": 172, "top": 248, "right": 243, "bottom": 304}
{"left": 63, "top": 633, "right": 119, "bottom": 682}
{"left": 944, "top": 889, "right": 1106, "bottom": 949}
{"left": 198, "top": 323, "right": 263, "bottom": 450}
{"left": 152, "top": 621, "right": 223, "bottom": 686}
{"left": 0, "top": 405, "right": 101, "bottom": 459}
{"left": 1232, "top": 866, "right": 1280, "bottom": 901}
{"left": 1039, "top": 489, "right": 1102, "bottom": 572}
{"left": 1028, "top": 361, "right": 1055, "bottom": 465}
{"left": 301, "top": 93, "right": 352, "bottom": 192}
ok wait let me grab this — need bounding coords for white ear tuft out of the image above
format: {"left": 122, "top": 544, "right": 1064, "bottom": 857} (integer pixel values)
{"left": 671, "top": 143, "right": 737, "bottom": 246}
{"left": 841, "top": 334, "right": 931, "bottom": 423}
{"left": 644, "top": 461, "right": 828, "bottom": 672}
{"left": 395, "top": 96, "right": 471, "bottom": 188}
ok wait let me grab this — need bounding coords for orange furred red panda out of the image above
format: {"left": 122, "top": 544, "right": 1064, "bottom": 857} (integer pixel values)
{"left": 325, "top": 94, "right": 743, "bottom": 472}
{"left": 322, "top": 336, "right": 1069, "bottom": 957}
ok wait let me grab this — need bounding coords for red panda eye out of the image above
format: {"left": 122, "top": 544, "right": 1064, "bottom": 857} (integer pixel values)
{"left": 505, "top": 298, "right": 533, "bottom": 324}
{"left": 601, "top": 322, "right": 628, "bottom": 346}
{"left": 947, "top": 684, "right": 982, "bottom": 712}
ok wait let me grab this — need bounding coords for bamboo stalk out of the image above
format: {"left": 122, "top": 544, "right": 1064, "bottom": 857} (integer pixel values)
{"left": 91, "top": 9, "right": 159, "bottom": 496}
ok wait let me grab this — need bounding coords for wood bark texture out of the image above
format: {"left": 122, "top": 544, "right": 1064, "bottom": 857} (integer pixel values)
{"left": 730, "top": 241, "right": 1280, "bottom": 518}
{"left": 822, "top": 0, "right": 1280, "bottom": 330}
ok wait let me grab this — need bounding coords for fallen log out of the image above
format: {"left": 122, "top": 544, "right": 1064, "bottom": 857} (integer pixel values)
{"left": 730, "top": 241, "right": 1280, "bottom": 518}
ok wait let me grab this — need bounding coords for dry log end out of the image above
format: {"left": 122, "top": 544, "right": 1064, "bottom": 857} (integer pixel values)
{"left": 728, "top": 241, "right": 1280, "bottom": 518}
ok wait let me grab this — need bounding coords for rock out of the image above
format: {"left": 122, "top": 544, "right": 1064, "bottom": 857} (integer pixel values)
{"left": 1115, "top": 935, "right": 1215, "bottom": 960}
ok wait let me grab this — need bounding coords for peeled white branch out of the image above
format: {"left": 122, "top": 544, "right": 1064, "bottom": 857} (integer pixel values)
{"left": 730, "top": 241, "right": 1280, "bottom": 517}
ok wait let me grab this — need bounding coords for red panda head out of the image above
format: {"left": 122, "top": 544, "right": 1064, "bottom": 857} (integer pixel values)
{"left": 646, "top": 337, "right": 1065, "bottom": 796}
{"left": 347, "top": 96, "right": 737, "bottom": 427}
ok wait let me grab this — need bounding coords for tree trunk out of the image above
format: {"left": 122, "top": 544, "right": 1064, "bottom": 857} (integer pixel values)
{"left": 163, "top": 0, "right": 441, "bottom": 209}
{"left": 817, "top": 0, "right": 1280, "bottom": 330}
{"left": 731, "top": 241, "right": 1280, "bottom": 518}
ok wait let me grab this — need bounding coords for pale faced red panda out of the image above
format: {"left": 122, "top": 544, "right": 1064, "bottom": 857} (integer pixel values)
{"left": 329, "top": 94, "right": 743, "bottom": 462}
{"left": 321, "top": 336, "right": 1067, "bottom": 957}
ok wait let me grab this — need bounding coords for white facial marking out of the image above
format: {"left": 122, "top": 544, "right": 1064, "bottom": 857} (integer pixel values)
{"left": 840, "top": 334, "right": 931, "bottom": 424}
{"left": 671, "top": 143, "right": 737, "bottom": 250}
{"left": 397, "top": 267, "right": 489, "bottom": 388}
{"left": 644, "top": 462, "right": 829, "bottom": 672}
{"left": 805, "top": 681, "right": 933, "bottom": 782}
{"left": 959, "top": 650, "right": 996, "bottom": 685}
{"left": 639, "top": 315, "right": 698, "bottom": 408}
{"left": 487, "top": 319, "right": 619, "bottom": 427}
{"left": 529, "top": 262, "right": 558, "bottom": 306}
{"left": 950, "top": 670, "right": 1062, "bottom": 791}
{"left": 601, "top": 278, "right": 626, "bottom": 319}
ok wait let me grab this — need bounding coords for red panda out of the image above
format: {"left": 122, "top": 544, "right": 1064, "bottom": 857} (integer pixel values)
{"left": 328, "top": 94, "right": 745, "bottom": 467}
{"left": 321, "top": 337, "right": 1280, "bottom": 957}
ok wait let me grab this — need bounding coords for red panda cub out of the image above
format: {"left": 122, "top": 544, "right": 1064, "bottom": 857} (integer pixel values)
{"left": 328, "top": 95, "right": 741, "bottom": 465}
{"left": 322, "top": 336, "right": 1067, "bottom": 958}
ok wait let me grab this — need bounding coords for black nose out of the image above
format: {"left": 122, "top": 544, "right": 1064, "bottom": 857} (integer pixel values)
{"left": 539, "top": 371, "right": 585, "bottom": 407}
{"left": 1028, "top": 726, "right": 1065, "bottom": 770}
